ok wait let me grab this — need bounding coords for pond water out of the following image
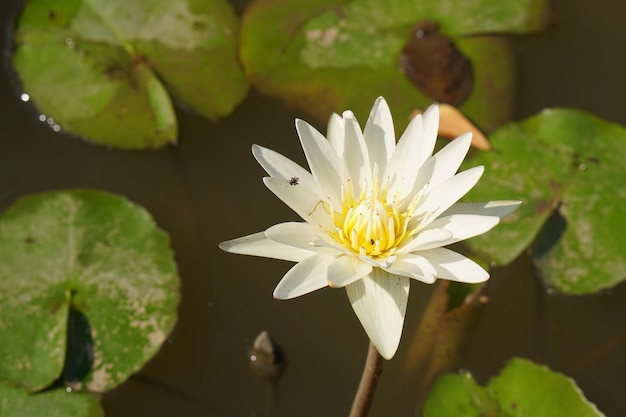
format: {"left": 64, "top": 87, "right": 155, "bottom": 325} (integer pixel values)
{"left": 1, "top": 0, "right": 625, "bottom": 416}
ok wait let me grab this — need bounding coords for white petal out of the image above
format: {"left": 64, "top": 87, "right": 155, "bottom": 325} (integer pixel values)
{"left": 273, "top": 253, "right": 334, "bottom": 299}
{"left": 219, "top": 231, "right": 314, "bottom": 262}
{"left": 399, "top": 105, "right": 439, "bottom": 167}
{"left": 346, "top": 269, "right": 409, "bottom": 359}
{"left": 411, "top": 132, "right": 472, "bottom": 196}
{"left": 420, "top": 104, "right": 440, "bottom": 158}
{"left": 430, "top": 132, "right": 472, "bottom": 182}
{"left": 265, "top": 222, "right": 338, "bottom": 254}
{"left": 263, "top": 177, "right": 334, "bottom": 230}
{"left": 295, "top": 119, "right": 343, "bottom": 206}
{"left": 359, "top": 255, "right": 397, "bottom": 270}
{"left": 385, "top": 105, "right": 439, "bottom": 200}
{"left": 412, "top": 166, "right": 484, "bottom": 227}
{"left": 382, "top": 253, "right": 437, "bottom": 283}
{"left": 343, "top": 111, "right": 371, "bottom": 195}
{"left": 328, "top": 256, "right": 372, "bottom": 288}
{"left": 252, "top": 145, "right": 316, "bottom": 184}
{"left": 384, "top": 113, "right": 424, "bottom": 195}
{"left": 327, "top": 113, "right": 345, "bottom": 155}
{"left": 442, "top": 200, "right": 522, "bottom": 218}
{"left": 420, "top": 214, "right": 500, "bottom": 246}
{"left": 399, "top": 228, "right": 453, "bottom": 253}
{"left": 421, "top": 247, "right": 490, "bottom": 283}
{"left": 363, "top": 97, "right": 395, "bottom": 177}
{"left": 310, "top": 235, "right": 355, "bottom": 256}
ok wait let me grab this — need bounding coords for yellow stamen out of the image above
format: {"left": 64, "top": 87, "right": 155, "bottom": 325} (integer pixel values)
{"left": 329, "top": 178, "right": 422, "bottom": 259}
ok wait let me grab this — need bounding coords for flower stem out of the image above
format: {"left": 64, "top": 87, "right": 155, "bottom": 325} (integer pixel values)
{"left": 348, "top": 341, "right": 384, "bottom": 417}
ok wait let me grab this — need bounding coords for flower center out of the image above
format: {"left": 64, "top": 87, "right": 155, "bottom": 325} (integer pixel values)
{"left": 330, "top": 179, "right": 414, "bottom": 258}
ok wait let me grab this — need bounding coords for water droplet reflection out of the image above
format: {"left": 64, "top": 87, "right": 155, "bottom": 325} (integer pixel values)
{"left": 20, "top": 93, "right": 29, "bottom": 102}
{"left": 37, "top": 114, "right": 62, "bottom": 132}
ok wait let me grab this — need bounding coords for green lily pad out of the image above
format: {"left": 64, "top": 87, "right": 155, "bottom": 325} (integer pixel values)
{"left": 12, "top": 0, "right": 249, "bottom": 149}
{"left": 422, "top": 371, "right": 502, "bottom": 417}
{"left": 240, "top": 0, "right": 550, "bottom": 132}
{"left": 0, "top": 382, "right": 103, "bottom": 417}
{"left": 423, "top": 358, "right": 605, "bottom": 417}
{"left": 463, "top": 109, "right": 626, "bottom": 294}
{"left": 0, "top": 190, "right": 180, "bottom": 392}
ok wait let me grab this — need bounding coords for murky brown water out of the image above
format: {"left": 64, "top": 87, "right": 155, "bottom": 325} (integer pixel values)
{"left": 1, "top": 0, "right": 625, "bottom": 416}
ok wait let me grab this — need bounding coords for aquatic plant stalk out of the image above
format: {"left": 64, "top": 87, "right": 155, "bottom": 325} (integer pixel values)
{"left": 349, "top": 342, "right": 383, "bottom": 417}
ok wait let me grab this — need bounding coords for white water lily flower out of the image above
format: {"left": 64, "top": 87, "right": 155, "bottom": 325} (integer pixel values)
{"left": 220, "top": 97, "right": 520, "bottom": 359}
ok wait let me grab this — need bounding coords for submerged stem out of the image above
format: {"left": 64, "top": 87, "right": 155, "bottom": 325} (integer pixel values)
{"left": 348, "top": 341, "right": 384, "bottom": 417}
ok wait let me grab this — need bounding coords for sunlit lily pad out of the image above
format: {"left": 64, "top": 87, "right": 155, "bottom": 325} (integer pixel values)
{"left": 0, "top": 190, "right": 179, "bottom": 392}
{"left": 463, "top": 109, "right": 626, "bottom": 294}
{"left": 240, "top": 0, "right": 550, "bottom": 131}
{"left": 423, "top": 358, "right": 605, "bottom": 417}
{"left": 12, "top": 0, "right": 249, "bottom": 149}
{"left": 0, "top": 382, "right": 103, "bottom": 417}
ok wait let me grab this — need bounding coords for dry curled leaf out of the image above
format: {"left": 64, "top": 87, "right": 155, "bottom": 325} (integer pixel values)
{"left": 412, "top": 104, "right": 491, "bottom": 150}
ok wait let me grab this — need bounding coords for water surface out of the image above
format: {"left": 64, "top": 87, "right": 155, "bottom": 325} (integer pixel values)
{"left": 0, "top": 0, "right": 625, "bottom": 416}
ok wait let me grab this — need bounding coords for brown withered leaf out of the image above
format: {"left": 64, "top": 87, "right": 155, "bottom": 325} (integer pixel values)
{"left": 402, "top": 280, "right": 488, "bottom": 403}
{"left": 400, "top": 20, "right": 474, "bottom": 106}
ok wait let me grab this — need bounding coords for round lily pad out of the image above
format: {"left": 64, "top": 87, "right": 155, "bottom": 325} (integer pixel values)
{"left": 463, "top": 109, "right": 626, "bottom": 294}
{"left": 240, "top": 0, "right": 550, "bottom": 131}
{"left": 11, "top": 0, "right": 249, "bottom": 149}
{"left": 423, "top": 358, "right": 605, "bottom": 417}
{"left": 0, "top": 382, "right": 103, "bottom": 417}
{"left": 0, "top": 190, "right": 180, "bottom": 392}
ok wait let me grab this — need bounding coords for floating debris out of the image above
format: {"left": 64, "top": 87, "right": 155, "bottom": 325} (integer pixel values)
{"left": 249, "top": 330, "right": 286, "bottom": 380}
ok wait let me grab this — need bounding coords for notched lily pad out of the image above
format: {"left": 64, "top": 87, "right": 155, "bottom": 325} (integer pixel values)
{"left": 0, "top": 190, "right": 180, "bottom": 392}
{"left": 240, "top": 0, "right": 550, "bottom": 132}
{"left": 0, "top": 382, "right": 103, "bottom": 417}
{"left": 463, "top": 109, "right": 626, "bottom": 294}
{"left": 11, "top": 0, "right": 249, "bottom": 149}
{"left": 423, "top": 358, "right": 606, "bottom": 417}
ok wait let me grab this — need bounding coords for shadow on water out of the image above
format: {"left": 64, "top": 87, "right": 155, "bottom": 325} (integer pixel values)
{"left": 0, "top": 0, "right": 625, "bottom": 416}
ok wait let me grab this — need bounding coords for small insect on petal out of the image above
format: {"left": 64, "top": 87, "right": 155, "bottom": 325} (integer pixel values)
{"left": 289, "top": 176, "right": 299, "bottom": 186}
